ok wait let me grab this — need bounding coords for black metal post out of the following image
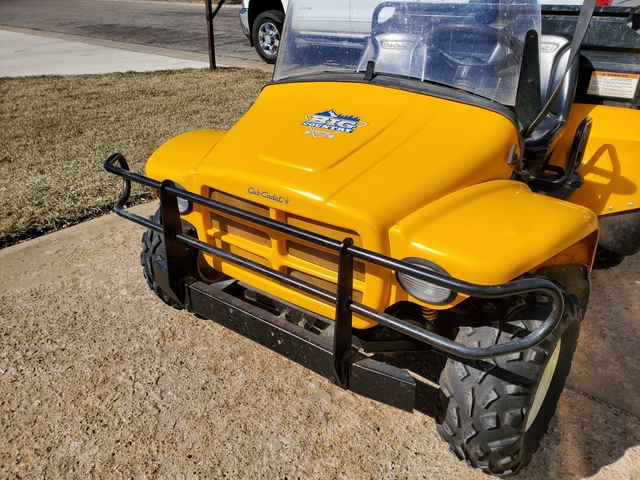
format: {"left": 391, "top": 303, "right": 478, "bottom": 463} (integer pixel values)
{"left": 205, "top": 0, "right": 226, "bottom": 69}
{"left": 333, "top": 238, "right": 355, "bottom": 388}
{"left": 158, "top": 180, "right": 193, "bottom": 305}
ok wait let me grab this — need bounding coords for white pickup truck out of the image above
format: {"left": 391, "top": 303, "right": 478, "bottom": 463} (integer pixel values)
{"left": 240, "top": 0, "right": 394, "bottom": 63}
{"left": 239, "top": 0, "right": 621, "bottom": 64}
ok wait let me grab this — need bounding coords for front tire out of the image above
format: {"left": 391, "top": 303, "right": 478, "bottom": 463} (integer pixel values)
{"left": 140, "top": 208, "right": 199, "bottom": 309}
{"left": 436, "top": 292, "right": 582, "bottom": 476}
{"left": 251, "top": 10, "right": 284, "bottom": 64}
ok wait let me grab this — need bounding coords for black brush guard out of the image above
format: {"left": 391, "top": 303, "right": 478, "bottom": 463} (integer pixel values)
{"left": 105, "top": 153, "right": 565, "bottom": 411}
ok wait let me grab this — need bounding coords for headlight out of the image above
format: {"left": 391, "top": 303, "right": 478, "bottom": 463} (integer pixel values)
{"left": 177, "top": 195, "right": 192, "bottom": 215}
{"left": 174, "top": 184, "right": 192, "bottom": 215}
{"left": 152, "top": 184, "right": 192, "bottom": 214}
{"left": 396, "top": 257, "right": 456, "bottom": 305}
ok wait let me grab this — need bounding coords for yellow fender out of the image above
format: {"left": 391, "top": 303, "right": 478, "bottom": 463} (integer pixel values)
{"left": 144, "top": 129, "right": 227, "bottom": 243}
{"left": 389, "top": 180, "right": 598, "bottom": 307}
{"left": 146, "top": 129, "right": 227, "bottom": 191}
{"left": 551, "top": 104, "right": 640, "bottom": 217}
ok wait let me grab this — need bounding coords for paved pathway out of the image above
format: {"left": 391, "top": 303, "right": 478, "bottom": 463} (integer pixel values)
{"left": 0, "top": 28, "right": 207, "bottom": 76}
{"left": 0, "top": 0, "right": 257, "bottom": 61}
{"left": 0, "top": 26, "right": 272, "bottom": 77}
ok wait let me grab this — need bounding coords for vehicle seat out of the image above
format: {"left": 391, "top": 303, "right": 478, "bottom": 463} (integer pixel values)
{"left": 523, "top": 34, "right": 580, "bottom": 164}
{"left": 357, "top": 33, "right": 426, "bottom": 79}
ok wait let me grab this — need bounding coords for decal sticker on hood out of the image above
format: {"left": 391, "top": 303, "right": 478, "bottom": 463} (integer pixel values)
{"left": 302, "top": 110, "right": 367, "bottom": 139}
{"left": 248, "top": 187, "right": 289, "bottom": 205}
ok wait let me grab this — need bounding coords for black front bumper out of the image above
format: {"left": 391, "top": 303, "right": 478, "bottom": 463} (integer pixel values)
{"left": 105, "top": 153, "right": 566, "bottom": 411}
{"left": 187, "top": 278, "right": 417, "bottom": 410}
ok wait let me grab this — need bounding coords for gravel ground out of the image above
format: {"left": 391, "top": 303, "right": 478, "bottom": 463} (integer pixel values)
{"left": 0, "top": 203, "right": 639, "bottom": 479}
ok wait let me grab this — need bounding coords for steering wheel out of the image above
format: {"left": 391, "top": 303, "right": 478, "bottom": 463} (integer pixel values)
{"left": 428, "top": 23, "right": 523, "bottom": 75}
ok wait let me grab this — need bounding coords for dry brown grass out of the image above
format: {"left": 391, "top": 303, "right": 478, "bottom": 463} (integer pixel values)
{"left": 0, "top": 68, "right": 270, "bottom": 248}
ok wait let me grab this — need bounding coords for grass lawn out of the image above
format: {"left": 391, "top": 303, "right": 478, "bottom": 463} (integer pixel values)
{"left": 0, "top": 68, "right": 270, "bottom": 248}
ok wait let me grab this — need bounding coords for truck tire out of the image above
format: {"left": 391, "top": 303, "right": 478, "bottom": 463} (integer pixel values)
{"left": 252, "top": 10, "right": 284, "bottom": 64}
{"left": 140, "top": 208, "right": 198, "bottom": 309}
{"left": 436, "top": 291, "right": 581, "bottom": 476}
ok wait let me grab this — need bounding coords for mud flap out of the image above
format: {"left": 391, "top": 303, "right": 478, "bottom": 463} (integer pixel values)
{"left": 598, "top": 209, "right": 640, "bottom": 256}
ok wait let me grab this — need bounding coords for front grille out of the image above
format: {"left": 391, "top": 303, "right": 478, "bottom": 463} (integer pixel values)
{"left": 287, "top": 241, "right": 366, "bottom": 281}
{"left": 206, "top": 188, "right": 366, "bottom": 304}
{"left": 210, "top": 215, "right": 271, "bottom": 247}
{"left": 210, "top": 190, "right": 272, "bottom": 247}
{"left": 211, "top": 190, "right": 269, "bottom": 217}
{"left": 288, "top": 269, "right": 364, "bottom": 303}
{"left": 285, "top": 213, "right": 363, "bottom": 247}
{"left": 229, "top": 245, "right": 272, "bottom": 268}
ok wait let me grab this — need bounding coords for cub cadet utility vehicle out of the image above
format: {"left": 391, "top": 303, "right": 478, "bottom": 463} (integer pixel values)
{"left": 105, "top": 0, "right": 640, "bottom": 475}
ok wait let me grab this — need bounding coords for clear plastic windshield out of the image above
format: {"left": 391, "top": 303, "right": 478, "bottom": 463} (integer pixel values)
{"left": 273, "top": 0, "right": 541, "bottom": 106}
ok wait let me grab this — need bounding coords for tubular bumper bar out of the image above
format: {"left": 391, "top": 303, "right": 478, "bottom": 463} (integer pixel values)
{"left": 105, "top": 153, "right": 565, "bottom": 404}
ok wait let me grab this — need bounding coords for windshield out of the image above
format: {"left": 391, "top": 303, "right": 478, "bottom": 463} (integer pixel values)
{"left": 274, "top": 0, "right": 541, "bottom": 106}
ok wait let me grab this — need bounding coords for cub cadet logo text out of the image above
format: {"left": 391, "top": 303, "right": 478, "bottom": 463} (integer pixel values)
{"left": 302, "top": 109, "right": 367, "bottom": 139}
{"left": 248, "top": 187, "right": 289, "bottom": 205}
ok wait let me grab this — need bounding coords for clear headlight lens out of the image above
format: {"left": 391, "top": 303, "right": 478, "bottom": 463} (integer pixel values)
{"left": 177, "top": 195, "right": 191, "bottom": 215}
{"left": 396, "top": 258, "right": 455, "bottom": 305}
{"left": 174, "top": 184, "right": 192, "bottom": 215}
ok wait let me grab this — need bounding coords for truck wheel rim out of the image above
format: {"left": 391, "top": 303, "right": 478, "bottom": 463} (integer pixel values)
{"left": 526, "top": 339, "right": 561, "bottom": 431}
{"left": 258, "top": 22, "right": 279, "bottom": 56}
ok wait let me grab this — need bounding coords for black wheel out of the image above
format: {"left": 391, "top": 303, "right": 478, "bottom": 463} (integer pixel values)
{"left": 251, "top": 10, "right": 284, "bottom": 64}
{"left": 593, "top": 245, "right": 626, "bottom": 270}
{"left": 436, "top": 292, "right": 582, "bottom": 476}
{"left": 140, "top": 208, "right": 198, "bottom": 309}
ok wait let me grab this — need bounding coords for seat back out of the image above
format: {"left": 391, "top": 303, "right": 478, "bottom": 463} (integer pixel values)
{"left": 524, "top": 34, "right": 580, "bottom": 162}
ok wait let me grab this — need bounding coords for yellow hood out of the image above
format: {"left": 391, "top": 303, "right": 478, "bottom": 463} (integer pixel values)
{"left": 194, "top": 81, "right": 517, "bottom": 248}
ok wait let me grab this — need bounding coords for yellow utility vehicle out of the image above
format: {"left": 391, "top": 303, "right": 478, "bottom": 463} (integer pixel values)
{"left": 106, "top": 0, "right": 640, "bottom": 475}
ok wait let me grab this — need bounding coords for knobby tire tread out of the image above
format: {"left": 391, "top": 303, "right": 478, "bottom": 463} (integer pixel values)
{"left": 436, "top": 292, "right": 582, "bottom": 476}
{"left": 140, "top": 209, "right": 183, "bottom": 309}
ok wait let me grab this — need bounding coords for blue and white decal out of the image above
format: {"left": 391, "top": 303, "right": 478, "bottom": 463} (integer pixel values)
{"left": 302, "top": 110, "right": 367, "bottom": 139}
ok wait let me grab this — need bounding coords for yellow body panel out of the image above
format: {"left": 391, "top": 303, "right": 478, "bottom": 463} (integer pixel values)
{"left": 145, "top": 130, "right": 227, "bottom": 246}
{"left": 549, "top": 104, "right": 640, "bottom": 216}
{"left": 389, "top": 180, "right": 598, "bottom": 298}
{"left": 194, "top": 82, "right": 517, "bottom": 231}
{"left": 144, "top": 82, "right": 599, "bottom": 328}
{"left": 184, "top": 82, "right": 517, "bottom": 327}
{"left": 146, "top": 129, "right": 226, "bottom": 190}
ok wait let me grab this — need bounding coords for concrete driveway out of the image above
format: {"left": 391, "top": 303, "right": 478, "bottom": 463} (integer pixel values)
{"left": 0, "top": 203, "right": 638, "bottom": 478}
{"left": 0, "top": 0, "right": 257, "bottom": 61}
{"left": 0, "top": 0, "right": 272, "bottom": 76}
{"left": 0, "top": 26, "right": 271, "bottom": 76}
{"left": 0, "top": 28, "right": 208, "bottom": 76}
